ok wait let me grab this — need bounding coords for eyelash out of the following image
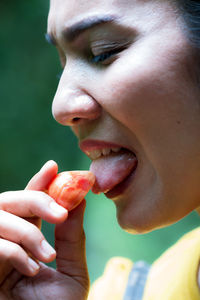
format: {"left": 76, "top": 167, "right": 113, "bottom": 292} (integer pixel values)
{"left": 90, "top": 48, "right": 122, "bottom": 65}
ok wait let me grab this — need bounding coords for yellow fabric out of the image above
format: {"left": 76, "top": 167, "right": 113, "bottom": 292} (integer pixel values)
{"left": 88, "top": 257, "right": 133, "bottom": 300}
{"left": 143, "top": 227, "right": 200, "bottom": 300}
{"left": 88, "top": 228, "right": 200, "bottom": 300}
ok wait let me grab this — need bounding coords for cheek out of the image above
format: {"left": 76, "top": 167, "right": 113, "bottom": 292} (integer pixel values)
{"left": 96, "top": 42, "right": 197, "bottom": 159}
{"left": 97, "top": 55, "right": 175, "bottom": 143}
{"left": 95, "top": 30, "right": 191, "bottom": 126}
{"left": 94, "top": 48, "right": 200, "bottom": 230}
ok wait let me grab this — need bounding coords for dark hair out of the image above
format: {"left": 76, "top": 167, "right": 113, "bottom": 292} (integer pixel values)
{"left": 177, "top": 0, "right": 200, "bottom": 49}
{"left": 173, "top": 0, "right": 200, "bottom": 84}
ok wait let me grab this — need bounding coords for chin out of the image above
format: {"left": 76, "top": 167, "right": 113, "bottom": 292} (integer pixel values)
{"left": 115, "top": 199, "right": 168, "bottom": 235}
{"left": 116, "top": 208, "right": 154, "bottom": 234}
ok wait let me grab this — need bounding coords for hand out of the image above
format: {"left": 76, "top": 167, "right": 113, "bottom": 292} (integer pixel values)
{"left": 0, "top": 161, "right": 89, "bottom": 300}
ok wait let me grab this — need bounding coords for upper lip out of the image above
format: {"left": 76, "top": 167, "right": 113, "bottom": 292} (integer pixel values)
{"left": 79, "top": 139, "right": 136, "bottom": 160}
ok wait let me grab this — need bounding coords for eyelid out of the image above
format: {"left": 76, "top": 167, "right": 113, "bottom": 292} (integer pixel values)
{"left": 91, "top": 39, "right": 130, "bottom": 56}
{"left": 90, "top": 47, "right": 125, "bottom": 65}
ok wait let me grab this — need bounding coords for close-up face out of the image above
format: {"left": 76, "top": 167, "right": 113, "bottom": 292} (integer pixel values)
{"left": 48, "top": 0, "right": 200, "bottom": 233}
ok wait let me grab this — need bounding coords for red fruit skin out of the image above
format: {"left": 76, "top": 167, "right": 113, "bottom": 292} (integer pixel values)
{"left": 47, "top": 171, "right": 95, "bottom": 210}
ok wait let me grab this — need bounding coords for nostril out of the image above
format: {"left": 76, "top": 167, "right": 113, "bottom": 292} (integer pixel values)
{"left": 52, "top": 92, "right": 102, "bottom": 126}
{"left": 72, "top": 118, "right": 80, "bottom": 123}
{"left": 72, "top": 117, "right": 81, "bottom": 123}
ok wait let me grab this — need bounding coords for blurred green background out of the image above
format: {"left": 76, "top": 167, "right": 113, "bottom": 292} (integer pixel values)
{"left": 0, "top": 0, "right": 199, "bottom": 284}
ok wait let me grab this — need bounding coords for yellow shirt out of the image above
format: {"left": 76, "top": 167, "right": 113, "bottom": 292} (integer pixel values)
{"left": 88, "top": 228, "right": 200, "bottom": 300}
{"left": 143, "top": 227, "right": 200, "bottom": 300}
{"left": 88, "top": 257, "right": 133, "bottom": 300}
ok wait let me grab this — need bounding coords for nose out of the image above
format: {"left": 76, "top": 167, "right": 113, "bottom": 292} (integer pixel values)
{"left": 52, "top": 72, "right": 101, "bottom": 126}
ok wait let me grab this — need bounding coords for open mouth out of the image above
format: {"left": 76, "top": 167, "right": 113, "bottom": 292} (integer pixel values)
{"left": 88, "top": 147, "right": 138, "bottom": 198}
{"left": 104, "top": 161, "right": 137, "bottom": 198}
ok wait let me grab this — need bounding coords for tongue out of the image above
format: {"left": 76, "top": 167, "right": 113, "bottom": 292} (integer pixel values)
{"left": 90, "top": 151, "right": 137, "bottom": 194}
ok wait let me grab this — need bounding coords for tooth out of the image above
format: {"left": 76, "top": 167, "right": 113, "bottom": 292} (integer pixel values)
{"left": 112, "top": 147, "right": 121, "bottom": 153}
{"left": 89, "top": 152, "right": 95, "bottom": 160}
{"left": 96, "top": 150, "right": 102, "bottom": 158}
{"left": 102, "top": 148, "right": 111, "bottom": 156}
{"left": 90, "top": 150, "right": 102, "bottom": 160}
{"left": 89, "top": 152, "right": 96, "bottom": 160}
{"left": 89, "top": 148, "right": 121, "bottom": 160}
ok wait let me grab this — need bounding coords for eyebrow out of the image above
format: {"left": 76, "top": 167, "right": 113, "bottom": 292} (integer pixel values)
{"left": 46, "top": 15, "right": 117, "bottom": 46}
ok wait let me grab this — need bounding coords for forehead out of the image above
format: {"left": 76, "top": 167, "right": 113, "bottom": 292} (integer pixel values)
{"left": 48, "top": 0, "right": 176, "bottom": 40}
{"left": 48, "top": 0, "right": 137, "bottom": 28}
{"left": 49, "top": 0, "right": 139, "bottom": 15}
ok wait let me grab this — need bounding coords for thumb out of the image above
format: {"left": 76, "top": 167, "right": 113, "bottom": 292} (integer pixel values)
{"left": 55, "top": 199, "right": 89, "bottom": 285}
{"left": 25, "top": 160, "right": 58, "bottom": 191}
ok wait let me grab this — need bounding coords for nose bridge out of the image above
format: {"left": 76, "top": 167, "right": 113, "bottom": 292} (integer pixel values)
{"left": 52, "top": 64, "right": 101, "bottom": 126}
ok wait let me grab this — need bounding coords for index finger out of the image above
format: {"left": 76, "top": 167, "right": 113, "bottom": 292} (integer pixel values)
{"left": 25, "top": 160, "right": 58, "bottom": 191}
{"left": 0, "top": 160, "right": 67, "bottom": 222}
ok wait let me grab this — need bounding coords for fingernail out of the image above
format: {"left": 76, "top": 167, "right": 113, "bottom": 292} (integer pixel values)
{"left": 28, "top": 257, "right": 40, "bottom": 273}
{"left": 50, "top": 201, "right": 68, "bottom": 217}
{"left": 41, "top": 160, "right": 56, "bottom": 171}
{"left": 41, "top": 240, "right": 56, "bottom": 258}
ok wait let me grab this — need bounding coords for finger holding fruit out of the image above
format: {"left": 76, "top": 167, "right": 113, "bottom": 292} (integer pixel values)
{"left": 0, "top": 160, "right": 64, "bottom": 282}
{"left": 0, "top": 160, "right": 95, "bottom": 284}
{"left": 47, "top": 170, "right": 95, "bottom": 210}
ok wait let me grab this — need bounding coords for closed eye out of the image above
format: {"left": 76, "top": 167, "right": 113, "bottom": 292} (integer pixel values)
{"left": 90, "top": 47, "right": 125, "bottom": 65}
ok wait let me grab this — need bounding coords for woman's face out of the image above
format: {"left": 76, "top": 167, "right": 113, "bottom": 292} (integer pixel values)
{"left": 48, "top": 0, "right": 200, "bottom": 233}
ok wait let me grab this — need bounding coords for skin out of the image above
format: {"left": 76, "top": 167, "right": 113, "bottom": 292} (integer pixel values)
{"left": 0, "top": 161, "right": 89, "bottom": 300}
{"left": 0, "top": 0, "right": 200, "bottom": 299}
{"left": 48, "top": 0, "right": 200, "bottom": 232}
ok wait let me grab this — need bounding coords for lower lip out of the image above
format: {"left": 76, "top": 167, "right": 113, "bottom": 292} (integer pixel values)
{"left": 105, "top": 163, "right": 137, "bottom": 199}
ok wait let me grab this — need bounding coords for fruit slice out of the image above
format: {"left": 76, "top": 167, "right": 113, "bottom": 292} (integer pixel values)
{"left": 47, "top": 171, "right": 95, "bottom": 210}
